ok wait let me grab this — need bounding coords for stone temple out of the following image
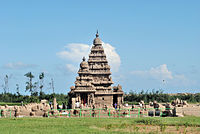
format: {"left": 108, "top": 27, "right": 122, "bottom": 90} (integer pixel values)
{"left": 68, "top": 32, "right": 124, "bottom": 109}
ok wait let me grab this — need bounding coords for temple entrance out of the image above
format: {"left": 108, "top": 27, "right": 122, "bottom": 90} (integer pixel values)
{"left": 113, "top": 94, "right": 118, "bottom": 107}
{"left": 81, "top": 93, "right": 88, "bottom": 106}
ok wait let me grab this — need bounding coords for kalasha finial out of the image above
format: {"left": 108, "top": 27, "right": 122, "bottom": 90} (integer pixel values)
{"left": 96, "top": 30, "right": 99, "bottom": 37}
{"left": 82, "top": 57, "right": 86, "bottom": 61}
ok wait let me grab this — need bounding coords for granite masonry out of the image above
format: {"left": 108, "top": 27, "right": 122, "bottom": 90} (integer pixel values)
{"left": 68, "top": 32, "right": 124, "bottom": 109}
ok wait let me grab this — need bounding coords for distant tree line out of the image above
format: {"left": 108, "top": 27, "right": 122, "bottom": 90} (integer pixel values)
{"left": 0, "top": 92, "right": 68, "bottom": 104}
{"left": 0, "top": 89, "right": 199, "bottom": 105}
{"left": 0, "top": 72, "right": 68, "bottom": 104}
{"left": 1, "top": 72, "right": 200, "bottom": 104}
{"left": 1, "top": 72, "right": 55, "bottom": 96}
{"left": 124, "top": 89, "right": 200, "bottom": 104}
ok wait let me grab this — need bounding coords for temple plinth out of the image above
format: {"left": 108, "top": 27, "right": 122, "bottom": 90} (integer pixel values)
{"left": 68, "top": 32, "right": 124, "bottom": 109}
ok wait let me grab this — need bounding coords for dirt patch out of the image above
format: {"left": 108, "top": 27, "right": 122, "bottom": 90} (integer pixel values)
{"left": 92, "top": 124, "right": 200, "bottom": 133}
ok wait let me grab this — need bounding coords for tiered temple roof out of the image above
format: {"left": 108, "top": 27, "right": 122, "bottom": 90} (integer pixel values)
{"left": 69, "top": 31, "right": 123, "bottom": 109}
{"left": 72, "top": 57, "right": 95, "bottom": 93}
{"left": 88, "top": 31, "right": 114, "bottom": 92}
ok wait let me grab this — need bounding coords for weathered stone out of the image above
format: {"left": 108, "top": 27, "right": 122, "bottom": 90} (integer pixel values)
{"left": 41, "top": 99, "right": 48, "bottom": 104}
{"left": 35, "top": 110, "right": 44, "bottom": 116}
{"left": 30, "top": 111, "right": 35, "bottom": 116}
{"left": 68, "top": 32, "right": 124, "bottom": 109}
{"left": 53, "top": 98, "right": 57, "bottom": 110}
{"left": 31, "top": 106, "right": 37, "bottom": 111}
{"left": 43, "top": 112, "right": 48, "bottom": 117}
{"left": 140, "top": 100, "right": 144, "bottom": 105}
{"left": 183, "top": 101, "right": 188, "bottom": 105}
{"left": 5, "top": 105, "right": 8, "bottom": 108}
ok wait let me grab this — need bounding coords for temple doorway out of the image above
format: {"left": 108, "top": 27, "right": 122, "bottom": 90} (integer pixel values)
{"left": 113, "top": 94, "right": 118, "bottom": 107}
{"left": 81, "top": 93, "right": 88, "bottom": 106}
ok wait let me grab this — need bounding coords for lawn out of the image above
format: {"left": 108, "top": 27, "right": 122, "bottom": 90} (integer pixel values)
{"left": 0, "top": 117, "right": 200, "bottom": 134}
{"left": 0, "top": 102, "right": 22, "bottom": 106}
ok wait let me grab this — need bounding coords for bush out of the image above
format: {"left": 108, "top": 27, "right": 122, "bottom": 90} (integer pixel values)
{"left": 135, "top": 118, "right": 162, "bottom": 125}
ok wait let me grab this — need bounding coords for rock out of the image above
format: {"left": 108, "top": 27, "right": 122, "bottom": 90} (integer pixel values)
{"left": 30, "top": 112, "right": 35, "bottom": 116}
{"left": 14, "top": 109, "right": 20, "bottom": 117}
{"left": 5, "top": 105, "right": 8, "bottom": 108}
{"left": 43, "top": 112, "right": 48, "bottom": 117}
{"left": 43, "top": 105, "right": 50, "bottom": 111}
{"left": 53, "top": 98, "right": 57, "bottom": 110}
{"left": 32, "top": 106, "right": 38, "bottom": 111}
{"left": 41, "top": 99, "right": 48, "bottom": 104}
{"left": 176, "top": 113, "right": 184, "bottom": 117}
{"left": 153, "top": 101, "right": 157, "bottom": 104}
{"left": 35, "top": 110, "right": 44, "bottom": 116}
{"left": 149, "top": 102, "right": 154, "bottom": 106}
{"left": 1, "top": 110, "right": 5, "bottom": 117}
{"left": 14, "top": 105, "right": 19, "bottom": 110}
{"left": 176, "top": 98, "right": 180, "bottom": 104}
{"left": 183, "top": 101, "right": 188, "bottom": 105}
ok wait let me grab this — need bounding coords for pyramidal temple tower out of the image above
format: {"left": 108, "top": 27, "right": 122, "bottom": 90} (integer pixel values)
{"left": 68, "top": 31, "right": 124, "bottom": 109}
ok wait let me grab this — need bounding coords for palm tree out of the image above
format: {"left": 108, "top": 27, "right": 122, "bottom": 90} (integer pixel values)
{"left": 39, "top": 72, "right": 44, "bottom": 93}
{"left": 24, "top": 72, "right": 34, "bottom": 95}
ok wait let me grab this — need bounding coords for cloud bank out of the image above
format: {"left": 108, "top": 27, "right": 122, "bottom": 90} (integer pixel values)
{"left": 2, "top": 62, "right": 37, "bottom": 70}
{"left": 57, "top": 44, "right": 90, "bottom": 62}
{"left": 65, "top": 64, "right": 78, "bottom": 73}
{"left": 132, "top": 64, "right": 173, "bottom": 81}
{"left": 131, "top": 64, "right": 194, "bottom": 87}
{"left": 57, "top": 43, "right": 121, "bottom": 72}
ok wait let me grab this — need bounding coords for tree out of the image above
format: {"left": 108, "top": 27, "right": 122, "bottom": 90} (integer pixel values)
{"left": 3, "top": 75, "right": 9, "bottom": 93}
{"left": 16, "top": 84, "right": 20, "bottom": 96}
{"left": 39, "top": 72, "right": 44, "bottom": 93}
{"left": 33, "top": 82, "right": 39, "bottom": 95}
{"left": 49, "top": 78, "right": 55, "bottom": 94}
{"left": 24, "top": 72, "right": 34, "bottom": 95}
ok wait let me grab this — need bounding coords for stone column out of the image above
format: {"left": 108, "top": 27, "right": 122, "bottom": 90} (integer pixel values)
{"left": 53, "top": 98, "right": 57, "bottom": 110}
{"left": 92, "top": 93, "right": 95, "bottom": 106}
{"left": 72, "top": 98, "right": 75, "bottom": 109}
{"left": 87, "top": 93, "right": 90, "bottom": 106}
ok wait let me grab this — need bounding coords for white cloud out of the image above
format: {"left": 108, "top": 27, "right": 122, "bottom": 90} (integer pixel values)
{"left": 102, "top": 43, "right": 121, "bottom": 72}
{"left": 150, "top": 64, "right": 173, "bottom": 80}
{"left": 56, "top": 43, "right": 90, "bottom": 62}
{"left": 131, "top": 64, "right": 194, "bottom": 86}
{"left": 2, "top": 62, "right": 37, "bottom": 70}
{"left": 56, "top": 43, "right": 121, "bottom": 72}
{"left": 65, "top": 64, "right": 78, "bottom": 73}
{"left": 132, "top": 64, "right": 173, "bottom": 80}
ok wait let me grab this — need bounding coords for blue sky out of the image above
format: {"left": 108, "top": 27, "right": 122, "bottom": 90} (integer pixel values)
{"left": 0, "top": 0, "right": 199, "bottom": 94}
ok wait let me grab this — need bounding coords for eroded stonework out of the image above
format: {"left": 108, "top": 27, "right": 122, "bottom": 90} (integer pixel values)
{"left": 68, "top": 32, "right": 123, "bottom": 109}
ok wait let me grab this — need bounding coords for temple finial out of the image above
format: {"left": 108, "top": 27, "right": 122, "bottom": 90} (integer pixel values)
{"left": 96, "top": 30, "right": 99, "bottom": 37}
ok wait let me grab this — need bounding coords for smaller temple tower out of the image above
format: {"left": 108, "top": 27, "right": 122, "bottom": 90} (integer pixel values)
{"left": 68, "top": 32, "right": 123, "bottom": 109}
{"left": 69, "top": 57, "right": 96, "bottom": 109}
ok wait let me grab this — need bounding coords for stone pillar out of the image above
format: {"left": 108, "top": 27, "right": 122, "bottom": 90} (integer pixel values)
{"left": 53, "top": 98, "right": 57, "bottom": 110}
{"left": 75, "top": 94, "right": 78, "bottom": 102}
{"left": 72, "top": 98, "right": 76, "bottom": 109}
{"left": 87, "top": 93, "right": 90, "bottom": 106}
{"left": 92, "top": 93, "right": 95, "bottom": 106}
{"left": 77, "top": 93, "right": 81, "bottom": 102}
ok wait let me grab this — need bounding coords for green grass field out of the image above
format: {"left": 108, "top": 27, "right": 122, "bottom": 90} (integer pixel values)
{"left": 0, "top": 117, "right": 200, "bottom": 134}
{"left": 0, "top": 102, "right": 22, "bottom": 106}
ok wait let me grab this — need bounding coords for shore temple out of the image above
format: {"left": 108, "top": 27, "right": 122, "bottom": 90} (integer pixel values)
{"left": 68, "top": 32, "right": 124, "bottom": 109}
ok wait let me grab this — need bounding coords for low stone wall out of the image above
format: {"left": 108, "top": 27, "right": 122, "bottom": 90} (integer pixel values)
{"left": 0, "top": 103, "right": 50, "bottom": 118}
{"left": 1, "top": 102, "right": 200, "bottom": 118}
{"left": 176, "top": 105, "right": 200, "bottom": 117}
